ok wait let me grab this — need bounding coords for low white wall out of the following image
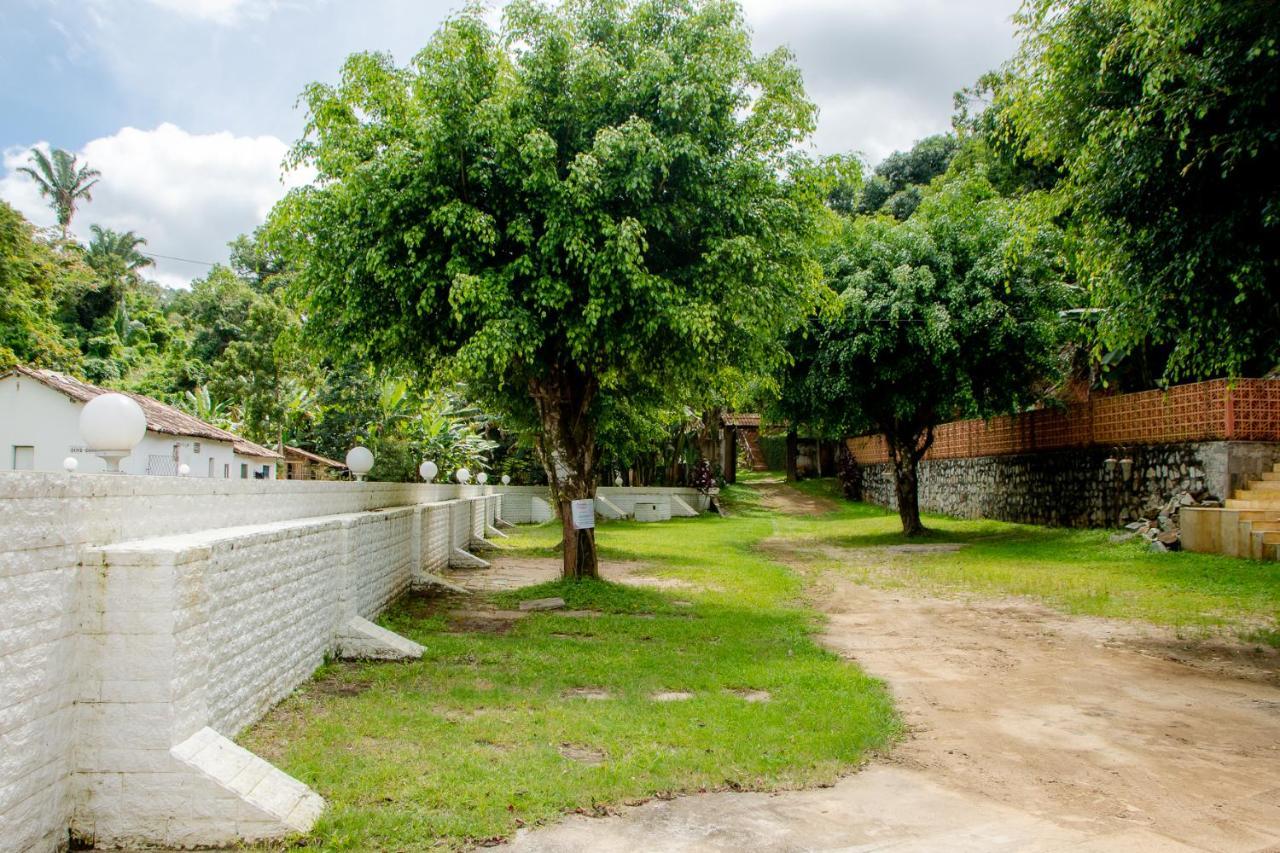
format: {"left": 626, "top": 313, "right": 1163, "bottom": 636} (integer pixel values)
{"left": 0, "top": 471, "right": 491, "bottom": 852}
{"left": 484, "top": 485, "right": 712, "bottom": 523}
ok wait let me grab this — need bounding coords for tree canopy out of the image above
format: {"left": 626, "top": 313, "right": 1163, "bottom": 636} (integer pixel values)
{"left": 997, "top": 0, "right": 1280, "bottom": 380}
{"left": 271, "top": 0, "right": 824, "bottom": 577}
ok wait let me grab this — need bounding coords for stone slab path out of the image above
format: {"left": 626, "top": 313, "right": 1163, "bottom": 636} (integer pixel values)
{"left": 508, "top": 560, "right": 1280, "bottom": 851}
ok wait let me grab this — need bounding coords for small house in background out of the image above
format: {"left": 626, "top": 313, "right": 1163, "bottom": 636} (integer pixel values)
{"left": 0, "top": 365, "right": 281, "bottom": 477}
{"left": 282, "top": 445, "right": 346, "bottom": 480}
{"left": 721, "top": 412, "right": 766, "bottom": 482}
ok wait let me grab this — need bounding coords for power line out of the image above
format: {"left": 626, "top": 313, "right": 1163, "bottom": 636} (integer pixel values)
{"left": 140, "top": 251, "right": 218, "bottom": 267}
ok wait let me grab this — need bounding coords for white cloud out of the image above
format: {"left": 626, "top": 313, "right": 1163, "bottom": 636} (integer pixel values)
{"left": 142, "top": 0, "right": 276, "bottom": 25}
{"left": 0, "top": 123, "right": 313, "bottom": 288}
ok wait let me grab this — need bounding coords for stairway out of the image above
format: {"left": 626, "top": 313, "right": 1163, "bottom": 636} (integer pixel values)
{"left": 1182, "top": 462, "right": 1280, "bottom": 560}
{"left": 740, "top": 428, "right": 769, "bottom": 472}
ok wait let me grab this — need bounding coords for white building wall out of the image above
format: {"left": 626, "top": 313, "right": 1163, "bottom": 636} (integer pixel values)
{"left": 0, "top": 374, "right": 274, "bottom": 478}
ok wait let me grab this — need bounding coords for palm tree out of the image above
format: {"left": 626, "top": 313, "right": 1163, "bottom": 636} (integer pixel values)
{"left": 86, "top": 225, "right": 153, "bottom": 277}
{"left": 86, "top": 225, "right": 153, "bottom": 340}
{"left": 17, "top": 148, "right": 101, "bottom": 238}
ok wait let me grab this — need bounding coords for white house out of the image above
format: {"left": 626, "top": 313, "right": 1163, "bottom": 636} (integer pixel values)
{"left": 0, "top": 365, "right": 281, "bottom": 477}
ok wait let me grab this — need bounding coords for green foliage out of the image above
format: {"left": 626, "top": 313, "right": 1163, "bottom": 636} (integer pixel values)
{"left": 997, "top": 0, "right": 1280, "bottom": 380}
{"left": 270, "top": 0, "right": 824, "bottom": 506}
{"left": 856, "top": 134, "right": 960, "bottom": 218}
{"left": 0, "top": 202, "right": 87, "bottom": 371}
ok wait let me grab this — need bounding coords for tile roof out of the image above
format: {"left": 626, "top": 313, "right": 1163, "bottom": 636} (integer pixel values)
{"left": 722, "top": 413, "right": 761, "bottom": 428}
{"left": 4, "top": 365, "right": 283, "bottom": 460}
{"left": 283, "top": 445, "right": 346, "bottom": 469}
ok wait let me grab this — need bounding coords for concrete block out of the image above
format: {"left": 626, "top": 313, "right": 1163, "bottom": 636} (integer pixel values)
{"left": 334, "top": 616, "right": 424, "bottom": 661}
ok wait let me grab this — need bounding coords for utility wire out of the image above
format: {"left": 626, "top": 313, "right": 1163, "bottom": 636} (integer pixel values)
{"left": 140, "top": 250, "right": 219, "bottom": 267}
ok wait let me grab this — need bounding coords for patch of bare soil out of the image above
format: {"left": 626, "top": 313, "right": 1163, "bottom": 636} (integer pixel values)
{"left": 562, "top": 687, "right": 611, "bottom": 700}
{"left": 559, "top": 744, "right": 608, "bottom": 765}
{"left": 650, "top": 691, "right": 694, "bottom": 702}
{"left": 728, "top": 689, "right": 770, "bottom": 703}
{"left": 444, "top": 610, "right": 526, "bottom": 635}
{"left": 752, "top": 482, "right": 839, "bottom": 516}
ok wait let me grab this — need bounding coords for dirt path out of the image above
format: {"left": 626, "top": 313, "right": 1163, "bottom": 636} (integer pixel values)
{"left": 752, "top": 480, "right": 840, "bottom": 516}
{"left": 509, "top": 534, "right": 1280, "bottom": 851}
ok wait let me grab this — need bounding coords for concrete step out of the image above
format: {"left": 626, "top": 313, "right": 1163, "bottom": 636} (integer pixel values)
{"left": 1228, "top": 493, "right": 1280, "bottom": 506}
{"left": 1248, "top": 530, "right": 1280, "bottom": 560}
{"left": 1259, "top": 471, "right": 1280, "bottom": 481}
{"left": 1245, "top": 521, "right": 1280, "bottom": 533}
{"left": 1245, "top": 480, "right": 1280, "bottom": 491}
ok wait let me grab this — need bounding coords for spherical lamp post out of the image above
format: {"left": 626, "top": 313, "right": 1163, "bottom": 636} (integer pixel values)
{"left": 79, "top": 393, "right": 147, "bottom": 473}
{"left": 346, "top": 446, "right": 375, "bottom": 482}
{"left": 62, "top": 457, "right": 78, "bottom": 473}
{"left": 476, "top": 471, "right": 489, "bottom": 485}
{"left": 178, "top": 463, "right": 191, "bottom": 477}
{"left": 455, "top": 467, "right": 471, "bottom": 485}
{"left": 500, "top": 474, "right": 511, "bottom": 486}
{"left": 419, "top": 460, "right": 438, "bottom": 482}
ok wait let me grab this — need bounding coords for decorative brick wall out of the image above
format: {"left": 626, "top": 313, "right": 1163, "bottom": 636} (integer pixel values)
{"left": 848, "top": 379, "right": 1280, "bottom": 465}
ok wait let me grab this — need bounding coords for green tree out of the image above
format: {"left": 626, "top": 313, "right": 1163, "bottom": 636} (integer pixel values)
{"left": 17, "top": 148, "right": 101, "bottom": 239}
{"left": 85, "top": 225, "right": 153, "bottom": 280}
{"left": 804, "top": 170, "right": 1064, "bottom": 535}
{"left": 0, "top": 202, "right": 86, "bottom": 370}
{"left": 999, "top": 0, "right": 1280, "bottom": 380}
{"left": 857, "top": 134, "right": 960, "bottom": 218}
{"left": 272, "top": 0, "right": 822, "bottom": 578}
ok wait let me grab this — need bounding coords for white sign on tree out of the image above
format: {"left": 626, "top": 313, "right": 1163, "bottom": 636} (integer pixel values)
{"left": 570, "top": 499, "right": 596, "bottom": 530}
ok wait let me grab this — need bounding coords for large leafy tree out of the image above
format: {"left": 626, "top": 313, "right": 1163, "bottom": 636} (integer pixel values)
{"left": 998, "top": 0, "right": 1280, "bottom": 380}
{"left": 805, "top": 170, "right": 1065, "bottom": 535}
{"left": 17, "top": 148, "right": 101, "bottom": 239}
{"left": 271, "top": 0, "right": 822, "bottom": 578}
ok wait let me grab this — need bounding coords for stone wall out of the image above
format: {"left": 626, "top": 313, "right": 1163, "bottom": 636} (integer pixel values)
{"left": 852, "top": 441, "right": 1280, "bottom": 527}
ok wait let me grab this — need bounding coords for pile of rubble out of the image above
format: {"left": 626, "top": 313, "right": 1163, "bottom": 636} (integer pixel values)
{"left": 1112, "top": 490, "right": 1223, "bottom": 552}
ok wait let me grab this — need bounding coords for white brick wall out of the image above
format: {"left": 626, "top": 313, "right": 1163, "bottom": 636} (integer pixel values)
{"left": 0, "top": 472, "right": 485, "bottom": 852}
{"left": 420, "top": 504, "right": 451, "bottom": 575}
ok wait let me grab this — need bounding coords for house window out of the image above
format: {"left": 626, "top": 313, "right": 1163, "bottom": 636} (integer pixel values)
{"left": 223, "top": 464, "right": 230, "bottom": 478}
{"left": 12, "top": 446, "right": 34, "bottom": 470}
{"left": 193, "top": 442, "right": 201, "bottom": 454}
{"left": 240, "top": 463, "right": 248, "bottom": 479}
{"left": 208, "top": 458, "right": 215, "bottom": 478}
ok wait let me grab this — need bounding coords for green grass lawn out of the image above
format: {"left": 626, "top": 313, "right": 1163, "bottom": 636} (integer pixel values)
{"left": 778, "top": 478, "right": 1280, "bottom": 646}
{"left": 238, "top": 497, "right": 899, "bottom": 850}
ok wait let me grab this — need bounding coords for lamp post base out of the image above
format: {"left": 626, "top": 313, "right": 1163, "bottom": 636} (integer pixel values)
{"left": 93, "top": 450, "right": 130, "bottom": 473}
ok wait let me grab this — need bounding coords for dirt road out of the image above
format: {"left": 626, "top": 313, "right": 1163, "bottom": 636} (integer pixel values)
{"left": 509, "top": 543, "right": 1280, "bottom": 851}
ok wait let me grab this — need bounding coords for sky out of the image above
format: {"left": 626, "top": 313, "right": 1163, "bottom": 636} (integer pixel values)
{"left": 0, "top": 0, "right": 1020, "bottom": 288}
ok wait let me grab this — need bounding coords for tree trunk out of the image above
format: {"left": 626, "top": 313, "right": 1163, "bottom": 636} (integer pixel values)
{"left": 892, "top": 452, "right": 925, "bottom": 537}
{"left": 785, "top": 429, "right": 798, "bottom": 481}
{"left": 531, "top": 370, "right": 600, "bottom": 580}
{"left": 887, "top": 426, "right": 934, "bottom": 538}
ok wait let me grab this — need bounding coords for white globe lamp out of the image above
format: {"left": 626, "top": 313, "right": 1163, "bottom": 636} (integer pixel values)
{"left": 455, "top": 467, "right": 471, "bottom": 484}
{"left": 500, "top": 474, "right": 511, "bottom": 486}
{"left": 419, "top": 460, "right": 438, "bottom": 482}
{"left": 178, "top": 463, "right": 191, "bottom": 477}
{"left": 346, "top": 446, "right": 375, "bottom": 482}
{"left": 476, "top": 471, "right": 489, "bottom": 485}
{"left": 62, "top": 457, "right": 78, "bottom": 473}
{"left": 79, "top": 393, "right": 147, "bottom": 473}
